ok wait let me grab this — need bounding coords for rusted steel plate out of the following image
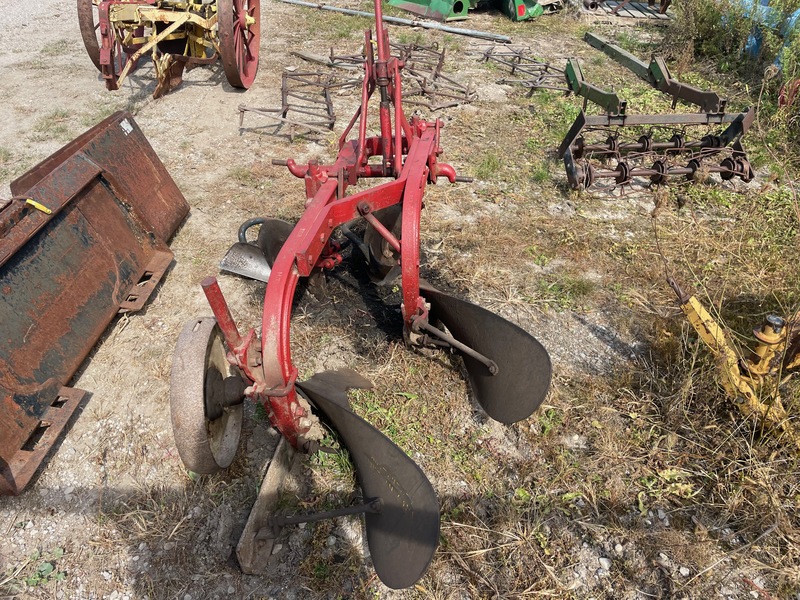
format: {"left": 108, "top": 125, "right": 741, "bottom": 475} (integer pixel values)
{"left": 1, "top": 112, "right": 188, "bottom": 495}
{"left": 0, "top": 387, "right": 87, "bottom": 496}
{"left": 11, "top": 111, "right": 188, "bottom": 244}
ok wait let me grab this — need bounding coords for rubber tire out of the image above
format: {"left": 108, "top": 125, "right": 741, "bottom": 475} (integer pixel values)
{"left": 170, "top": 317, "right": 243, "bottom": 474}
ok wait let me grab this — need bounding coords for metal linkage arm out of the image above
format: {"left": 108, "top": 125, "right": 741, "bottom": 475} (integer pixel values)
{"left": 668, "top": 278, "right": 800, "bottom": 450}
{"left": 582, "top": 33, "right": 726, "bottom": 114}
{"left": 565, "top": 59, "right": 624, "bottom": 115}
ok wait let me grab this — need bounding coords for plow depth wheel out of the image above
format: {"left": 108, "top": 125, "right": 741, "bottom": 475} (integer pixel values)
{"left": 170, "top": 317, "right": 243, "bottom": 474}
{"left": 218, "top": 0, "right": 260, "bottom": 89}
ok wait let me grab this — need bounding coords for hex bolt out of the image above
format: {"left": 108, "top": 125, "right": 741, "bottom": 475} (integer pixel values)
{"left": 766, "top": 314, "right": 785, "bottom": 334}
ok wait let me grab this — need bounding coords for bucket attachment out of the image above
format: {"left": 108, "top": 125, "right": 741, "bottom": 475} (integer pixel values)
{"left": 1, "top": 111, "right": 188, "bottom": 495}
{"left": 297, "top": 370, "right": 440, "bottom": 590}
{"left": 420, "top": 283, "right": 552, "bottom": 424}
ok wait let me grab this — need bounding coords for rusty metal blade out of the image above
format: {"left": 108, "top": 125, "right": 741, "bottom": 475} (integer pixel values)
{"left": 219, "top": 242, "right": 272, "bottom": 282}
{"left": 420, "top": 283, "right": 552, "bottom": 424}
{"left": 297, "top": 370, "right": 440, "bottom": 590}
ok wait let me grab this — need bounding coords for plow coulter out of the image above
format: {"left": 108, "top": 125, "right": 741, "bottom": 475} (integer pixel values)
{"left": 78, "top": 0, "right": 260, "bottom": 97}
{"left": 168, "top": 0, "right": 552, "bottom": 588}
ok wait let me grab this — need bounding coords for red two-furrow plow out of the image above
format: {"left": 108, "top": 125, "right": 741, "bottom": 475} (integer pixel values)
{"left": 169, "top": 0, "right": 552, "bottom": 588}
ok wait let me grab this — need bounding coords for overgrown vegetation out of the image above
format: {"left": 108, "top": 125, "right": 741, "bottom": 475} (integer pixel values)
{"left": 669, "top": 0, "right": 800, "bottom": 150}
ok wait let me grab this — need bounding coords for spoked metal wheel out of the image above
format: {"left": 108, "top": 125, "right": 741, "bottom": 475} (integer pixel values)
{"left": 170, "top": 317, "right": 244, "bottom": 474}
{"left": 218, "top": 0, "right": 260, "bottom": 89}
{"left": 77, "top": 0, "right": 140, "bottom": 81}
{"left": 77, "top": 0, "right": 102, "bottom": 71}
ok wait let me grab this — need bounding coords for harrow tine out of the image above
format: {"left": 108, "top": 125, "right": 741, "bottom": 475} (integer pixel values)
{"left": 297, "top": 370, "right": 440, "bottom": 590}
{"left": 420, "top": 282, "right": 552, "bottom": 424}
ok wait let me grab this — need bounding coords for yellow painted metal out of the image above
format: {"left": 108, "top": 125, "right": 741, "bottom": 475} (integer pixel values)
{"left": 104, "top": 2, "right": 219, "bottom": 90}
{"left": 678, "top": 292, "right": 800, "bottom": 450}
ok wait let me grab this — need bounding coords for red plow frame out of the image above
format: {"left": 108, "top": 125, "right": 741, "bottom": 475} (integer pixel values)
{"left": 170, "top": 0, "right": 552, "bottom": 588}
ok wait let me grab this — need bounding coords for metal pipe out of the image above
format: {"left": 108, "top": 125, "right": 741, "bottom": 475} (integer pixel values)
{"left": 201, "top": 277, "right": 243, "bottom": 348}
{"left": 278, "top": 0, "right": 512, "bottom": 43}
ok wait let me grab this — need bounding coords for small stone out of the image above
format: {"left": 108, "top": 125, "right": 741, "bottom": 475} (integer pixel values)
{"left": 614, "top": 543, "right": 623, "bottom": 554}
{"left": 101, "top": 571, "right": 112, "bottom": 581}
{"left": 749, "top": 592, "right": 759, "bottom": 598}
{"left": 164, "top": 542, "right": 176, "bottom": 551}
{"left": 598, "top": 557, "right": 612, "bottom": 570}
{"left": 326, "top": 535, "right": 337, "bottom": 547}
{"left": 679, "top": 567, "right": 690, "bottom": 577}
{"left": 184, "top": 595, "right": 192, "bottom": 600}
{"left": 227, "top": 587, "right": 235, "bottom": 595}
{"left": 271, "top": 544, "right": 283, "bottom": 555}
{"left": 657, "top": 509, "right": 667, "bottom": 520}
{"left": 110, "top": 591, "right": 120, "bottom": 600}
{"left": 24, "top": 521, "right": 33, "bottom": 529}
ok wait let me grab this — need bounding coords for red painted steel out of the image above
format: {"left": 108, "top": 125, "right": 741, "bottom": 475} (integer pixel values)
{"left": 205, "top": 3, "right": 459, "bottom": 450}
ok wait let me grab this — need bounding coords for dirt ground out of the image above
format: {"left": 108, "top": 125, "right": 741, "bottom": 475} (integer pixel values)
{"left": 2, "top": 0, "right": 800, "bottom": 598}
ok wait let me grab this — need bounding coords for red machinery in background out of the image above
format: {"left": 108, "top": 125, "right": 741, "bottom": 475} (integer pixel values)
{"left": 169, "top": 0, "right": 552, "bottom": 588}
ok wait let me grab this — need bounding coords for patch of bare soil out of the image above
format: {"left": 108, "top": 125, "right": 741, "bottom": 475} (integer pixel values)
{"left": 2, "top": 0, "right": 800, "bottom": 599}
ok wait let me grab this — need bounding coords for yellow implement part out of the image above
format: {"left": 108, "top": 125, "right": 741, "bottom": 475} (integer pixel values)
{"left": 674, "top": 283, "right": 800, "bottom": 450}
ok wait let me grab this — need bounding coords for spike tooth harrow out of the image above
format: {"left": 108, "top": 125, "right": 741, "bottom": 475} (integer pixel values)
{"left": 169, "top": 0, "right": 552, "bottom": 588}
